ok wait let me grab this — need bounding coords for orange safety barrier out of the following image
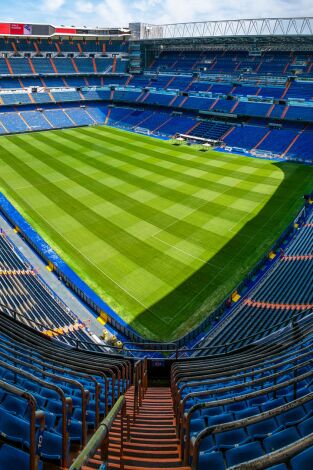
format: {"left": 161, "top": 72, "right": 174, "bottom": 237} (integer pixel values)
{"left": 244, "top": 298, "right": 313, "bottom": 310}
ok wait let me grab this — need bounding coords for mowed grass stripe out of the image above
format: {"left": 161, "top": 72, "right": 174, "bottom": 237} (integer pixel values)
{"left": 0, "top": 126, "right": 311, "bottom": 340}
{"left": 65, "top": 127, "right": 275, "bottom": 202}
{"left": 81, "top": 125, "right": 282, "bottom": 185}
{"left": 31, "top": 131, "right": 255, "bottom": 246}
{"left": 95, "top": 125, "right": 272, "bottom": 171}
{"left": 0, "top": 136, "right": 196, "bottom": 285}
{"left": 70, "top": 126, "right": 277, "bottom": 196}
{"left": 43, "top": 129, "right": 254, "bottom": 220}
{"left": 0, "top": 147, "right": 170, "bottom": 330}
{"left": 88, "top": 127, "right": 277, "bottom": 186}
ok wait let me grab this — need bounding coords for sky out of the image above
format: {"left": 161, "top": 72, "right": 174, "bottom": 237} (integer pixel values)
{"left": 0, "top": 0, "right": 312, "bottom": 28}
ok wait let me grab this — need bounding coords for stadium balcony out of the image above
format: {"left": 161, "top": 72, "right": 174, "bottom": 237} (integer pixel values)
{"left": 51, "top": 90, "right": 82, "bottom": 102}
{"left": 285, "top": 129, "right": 313, "bottom": 161}
{"left": 36, "top": 39, "right": 57, "bottom": 53}
{"left": 64, "top": 106, "right": 95, "bottom": 126}
{"left": 0, "top": 58, "right": 11, "bottom": 75}
{"left": 257, "top": 128, "right": 299, "bottom": 154}
{"left": 0, "top": 39, "right": 14, "bottom": 52}
{"left": 4, "top": 38, "right": 128, "bottom": 55}
{"left": 52, "top": 58, "right": 76, "bottom": 74}
{"left": 9, "top": 58, "right": 33, "bottom": 75}
{"left": 20, "top": 110, "right": 52, "bottom": 130}
{"left": 31, "top": 58, "right": 55, "bottom": 74}
{"left": 0, "top": 111, "right": 29, "bottom": 132}
{"left": 74, "top": 58, "right": 95, "bottom": 74}
{"left": 0, "top": 92, "right": 31, "bottom": 106}
{"left": 223, "top": 125, "right": 270, "bottom": 149}
{"left": 189, "top": 121, "right": 231, "bottom": 140}
{"left": 0, "top": 77, "right": 22, "bottom": 89}
{"left": 42, "top": 107, "right": 76, "bottom": 128}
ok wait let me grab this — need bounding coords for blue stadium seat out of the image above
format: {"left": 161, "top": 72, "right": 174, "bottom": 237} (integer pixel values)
{"left": 39, "top": 430, "right": 64, "bottom": 461}
{"left": 0, "top": 410, "right": 30, "bottom": 445}
{"left": 225, "top": 441, "right": 263, "bottom": 466}
{"left": 298, "top": 416, "right": 313, "bottom": 437}
{"left": 264, "top": 428, "right": 301, "bottom": 453}
{"left": 247, "top": 417, "right": 282, "bottom": 439}
{"left": 215, "top": 428, "right": 250, "bottom": 449}
{"left": 0, "top": 444, "right": 43, "bottom": 470}
{"left": 291, "top": 447, "right": 313, "bottom": 470}
{"left": 198, "top": 451, "right": 224, "bottom": 470}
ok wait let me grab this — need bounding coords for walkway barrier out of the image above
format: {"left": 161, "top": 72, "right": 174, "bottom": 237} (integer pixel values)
{"left": 69, "top": 395, "right": 129, "bottom": 470}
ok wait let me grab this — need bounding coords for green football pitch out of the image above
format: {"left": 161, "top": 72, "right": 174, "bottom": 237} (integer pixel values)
{"left": 0, "top": 125, "right": 312, "bottom": 341}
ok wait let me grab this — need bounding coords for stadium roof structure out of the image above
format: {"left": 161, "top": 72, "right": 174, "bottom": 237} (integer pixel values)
{"left": 133, "top": 17, "right": 313, "bottom": 40}
{"left": 129, "top": 18, "right": 313, "bottom": 52}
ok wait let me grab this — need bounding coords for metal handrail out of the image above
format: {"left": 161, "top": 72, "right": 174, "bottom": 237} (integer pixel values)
{"left": 0, "top": 347, "right": 89, "bottom": 445}
{"left": 229, "top": 432, "right": 313, "bottom": 469}
{"left": 178, "top": 354, "right": 313, "bottom": 441}
{"left": 172, "top": 315, "right": 313, "bottom": 381}
{"left": 0, "top": 359, "right": 71, "bottom": 468}
{"left": 0, "top": 301, "right": 312, "bottom": 359}
{"left": 0, "top": 380, "right": 45, "bottom": 470}
{"left": 0, "top": 302, "right": 123, "bottom": 353}
{"left": 0, "top": 334, "right": 101, "bottom": 425}
{"left": 174, "top": 336, "right": 313, "bottom": 413}
{"left": 133, "top": 360, "right": 143, "bottom": 421}
{"left": 190, "top": 392, "right": 313, "bottom": 469}
{"left": 69, "top": 395, "right": 128, "bottom": 470}
{"left": 0, "top": 309, "right": 130, "bottom": 392}
{"left": 171, "top": 308, "right": 313, "bottom": 377}
{"left": 183, "top": 367, "right": 313, "bottom": 464}
{"left": 122, "top": 307, "right": 313, "bottom": 358}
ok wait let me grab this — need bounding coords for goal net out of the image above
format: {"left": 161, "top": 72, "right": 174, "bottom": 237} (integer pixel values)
{"left": 134, "top": 127, "right": 151, "bottom": 135}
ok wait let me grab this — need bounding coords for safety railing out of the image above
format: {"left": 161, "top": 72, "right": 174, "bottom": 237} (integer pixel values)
{"left": 0, "top": 360, "right": 71, "bottom": 468}
{"left": 0, "top": 302, "right": 123, "bottom": 355}
{"left": 172, "top": 311, "right": 313, "bottom": 390}
{"left": 69, "top": 395, "right": 130, "bottom": 470}
{"left": 190, "top": 391, "right": 313, "bottom": 469}
{"left": 230, "top": 433, "right": 313, "bottom": 469}
{"left": 0, "top": 380, "right": 45, "bottom": 470}
{"left": 122, "top": 307, "right": 313, "bottom": 359}
{"left": 132, "top": 358, "right": 148, "bottom": 421}
{"left": 0, "top": 301, "right": 312, "bottom": 360}
{"left": 180, "top": 352, "right": 313, "bottom": 451}
{"left": 174, "top": 332, "right": 313, "bottom": 423}
{"left": 0, "top": 306, "right": 132, "bottom": 417}
{"left": 183, "top": 367, "right": 313, "bottom": 465}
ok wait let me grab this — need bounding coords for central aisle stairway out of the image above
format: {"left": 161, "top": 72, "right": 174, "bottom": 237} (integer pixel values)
{"left": 108, "top": 386, "right": 190, "bottom": 470}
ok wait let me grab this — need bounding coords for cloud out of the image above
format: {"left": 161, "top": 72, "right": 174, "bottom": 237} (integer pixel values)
{"left": 72, "top": 0, "right": 313, "bottom": 27}
{"left": 75, "top": 1, "right": 94, "bottom": 14}
{"left": 42, "top": 0, "right": 65, "bottom": 13}
{"left": 1, "top": 0, "right": 313, "bottom": 27}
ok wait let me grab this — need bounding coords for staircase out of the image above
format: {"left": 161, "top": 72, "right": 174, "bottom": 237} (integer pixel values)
{"left": 109, "top": 387, "right": 189, "bottom": 470}
{"left": 82, "top": 387, "right": 189, "bottom": 470}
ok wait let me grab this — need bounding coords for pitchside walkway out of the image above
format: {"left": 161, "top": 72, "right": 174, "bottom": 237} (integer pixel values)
{"left": 0, "top": 212, "right": 104, "bottom": 338}
{"left": 83, "top": 386, "right": 190, "bottom": 470}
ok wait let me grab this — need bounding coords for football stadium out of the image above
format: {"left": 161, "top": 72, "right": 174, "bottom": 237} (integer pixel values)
{"left": 0, "top": 13, "right": 311, "bottom": 470}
